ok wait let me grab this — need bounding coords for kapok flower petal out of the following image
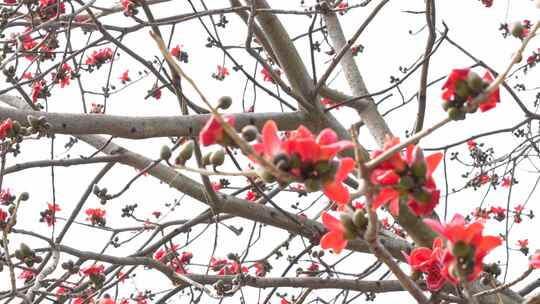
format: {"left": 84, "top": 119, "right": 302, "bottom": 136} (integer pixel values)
{"left": 372, "top": 188, "right": 399, "bottom": 211}
{"left": 426, "top": 152, "right": 443, "bottom": 176}
{"left": 323, "top": 181, "right": 350, "bottom": 205}
{"left": 321, "top": 212, "right": 344, "bottom": 232}
{"left": 316, "top": 128, "right": 338, "bottom": 145}
{"left": 262, "top": 120, "right": 281, "bottom": 157}
{"left": 335, "top": 157, "right": 355, "bottom": 182}
{"left": 320, "top": 231, "right": 347, "bottom": 254}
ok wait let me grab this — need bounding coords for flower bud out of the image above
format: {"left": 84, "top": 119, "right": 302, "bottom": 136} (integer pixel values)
{"left": 203, "top": 152, "right": 212, "bottom": 166}
{"left": 257, "top": 168, "right": 276, "bottom": 183}
{"left": 455, "top": 80, "right": 471, "bottom": 100}
{"left": 411, "top": 163, "right": 427, "bottom": 180}
{"left": 176, "top": 140, "right": 194, "bottom": 165}
{"left": 412, "top": 188, "right": 431, "bottom": 203}
{"left": 398, "top": 176, "right": 415, "bottom": 190}
{"left": 160, "top": 145, "right": 172, "bottom": 160}
{"left": 442, "top": 100, "right": 452, "bottom": 111}
{"left": 304, "top": 178, "right": 321, "bottom": 192}
{"left": 19, "top": 192, "right": 29, "bottom": 201}
{"left": 315, "top": 160, "right": 331, "bottom": 174}
{"left": 27, "top": 115, "right": 39, "bottom": 129}
{"left": 11, "top": 120, "right": 21, "bottom": 134}
{"left": 217, "top": 96, "right": 232, "bottom": 109}
{"left": 352, "top": 209, "right": 367, "bottom": 229}
{"left": 466, "top": 71, "right": 483, "bottom": 93}
{"left": 93, "top": 185, "right": 100, "bottom": 195}
{"left": 14, "top": 249, "right": 23, "bottom": 260}
{"left": 511, "top": 21, "right": 525, "bottom": 38}
{"left": 241, "top": 125, "right": 258, "bottom": 142}
{"left": 20, "top": 243, "right": 32, "bottom": 257}
{"left": 452, "top": 241, "right": 473, "bottom": 259}
{"left": 448, "top": 107, "right": 466, "bottom": 121}
{"left": 210, "top": 149, "right": 225, "bottom": 166}
{"left": 340, "top": 213, "right": 357, "bottom": 240}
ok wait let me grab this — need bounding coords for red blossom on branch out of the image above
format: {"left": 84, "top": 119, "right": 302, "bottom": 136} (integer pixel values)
{"left": 424, "top": 214, "right": 502, "bottom": 283}
{"left": 441, "top": 69, "right": 500, "bottom": 115}
{"left": 530, "top": 251, "right": 540, "bottom": 269}
{"left": 252, "top": 121, "right": 355, "bottom": 205}
{"left": 405, "top": 238, "right": 446, "bottom": 291}
{"left": 81, "top": 264, "right": 105, "bottom": 276}
{"left": 85, "top": 48, "right": 114, "bottom": 68}
{"left": 85, "top": 208, "right": 106, "bottom": 226}
{"left": 0, "top": 118, "right": 13, "bottom": 140}
{"left": 371, "top": 138, "right": 443, "bottom": 216}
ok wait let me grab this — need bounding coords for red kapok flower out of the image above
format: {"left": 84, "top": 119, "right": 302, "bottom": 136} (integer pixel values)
{"left": 530, "top": 251, "right": 540, "bottom": 269}
{"left": 405, "top": 238, "right": 446, "bottom": 291}
{"left": 213, "top": 65, "right": 229, "bottom": 80}
{"left": 371, "top": 139, "right": 443, "bottom": 216}
{"left": 81, "top": 264, "right": 105, "bottom": 276}
{"left": 441, "top": 69, "right": 500, "bottom": 113}
{"left": 171, "top": 45, "right": 181, "bottom": 57}
{"left": 321, "top": 97, "right": 341, "bottom": 110}
{"left": 261, "top": 67, "right": 281, "bottom": 83}
{"left": 19, "top": 270, "right": 34, "bottom": 283}
{"left": 199, "top": 115, "right": 235, "bottom": 147}
{"left": 0, "top": 118, "right": 13, "bottom": 140}
{"left": 52, "top": 63, "right": 72, "bottom": 88}
{"left": 478, "top": 72, "right": 500, "bottom": 112}
{"left": 320, "top": 212, "right": 347, "bottom": 254}
{"left": 85, "top": 208, "right": 106, "bottom": 226}
{"left": 442, "top": 68, "right": 470, "bottom": 102}
{"left": 119, "top": 70, "right": 130, "bottom": 82}
{"left": 252, "top": 121, "right": 354, "bottom": 205}
{"left": 0, "top": 208, "right": 8, "bottom": 223}
{"left": 86, "top": 48, "right": 113, "bottom": 67}
{"left": 424, "top": 214, "right": 502, "bottom": 283}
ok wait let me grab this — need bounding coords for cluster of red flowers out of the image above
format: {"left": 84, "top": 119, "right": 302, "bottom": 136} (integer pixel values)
{"left": 170, "top": 44, "right": 189, "bottom": 63}
{"left": 441, "top": 68, "right": 500, "bottom": 118}
{"left": 19, "top": 32, "right": 53, "bottom": 61}
{"left": 370, "top": 137, "right": 443, "bottom": 216}
{"left": 527, "top": 49, "right": 540, "bottom": 68}
{"left": 121, "top": 0, "right": 138, "bottom": 16}
{"left": 510, "top": 20, "right": 532, "bottom": 39}
{"left": 81, "top": 264, "right": 105, "bottom": 276}
{"left": 118, "top": 70, "right": 130, "bottom": 83}
{"left": 39, "top": 203, "right": 61, "bottom": 226}
{"left": 154, "top": 244, "right": 192, "bottom": 274}
{"left": 252, "top": 121, "right": 355, "bottom": 205}
{"left": 337, "top": 1, "right": 349, "bottom": 15}
{"left": 261, "top": 67, "right": 281, "bottom": 83}
{"left": 31, "top": 80, "right": 48, "bottom": 103}
{"left": 85, "top": 208, "right": 106, "bottom": 226}
{"left": 212, "top": 65, "right": 229, "bottom": 80}
{"left": 0, "top": 188, "right": 13, "bottom": 204}
{"left": 0, "top": 118, "right": 13, "bottom": 140}
{"left": 420, "top": 214, "right": 502, "bottom": 285}
{"left": 405, "top": 238, "right": 445, "bottom": 291}
{"left": 320, "top": 97, "right": 341, "bottom": 110}
{"left": 85, "top": 48, "right": 114, "bottom": 68}
{"left": 18, "top": 270, "right": 34, "bottom": 283}
{"left": 52, "top": 63, "right": 72, "bottom": 88}
{"left": 90, "top": 103, "right": 104, "bottom": 114}
{"left": 210, "top": 257, "right": 248, "bottom": 275}
{"left": 38, "top": 0, "right": 65, "bottom": 20}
